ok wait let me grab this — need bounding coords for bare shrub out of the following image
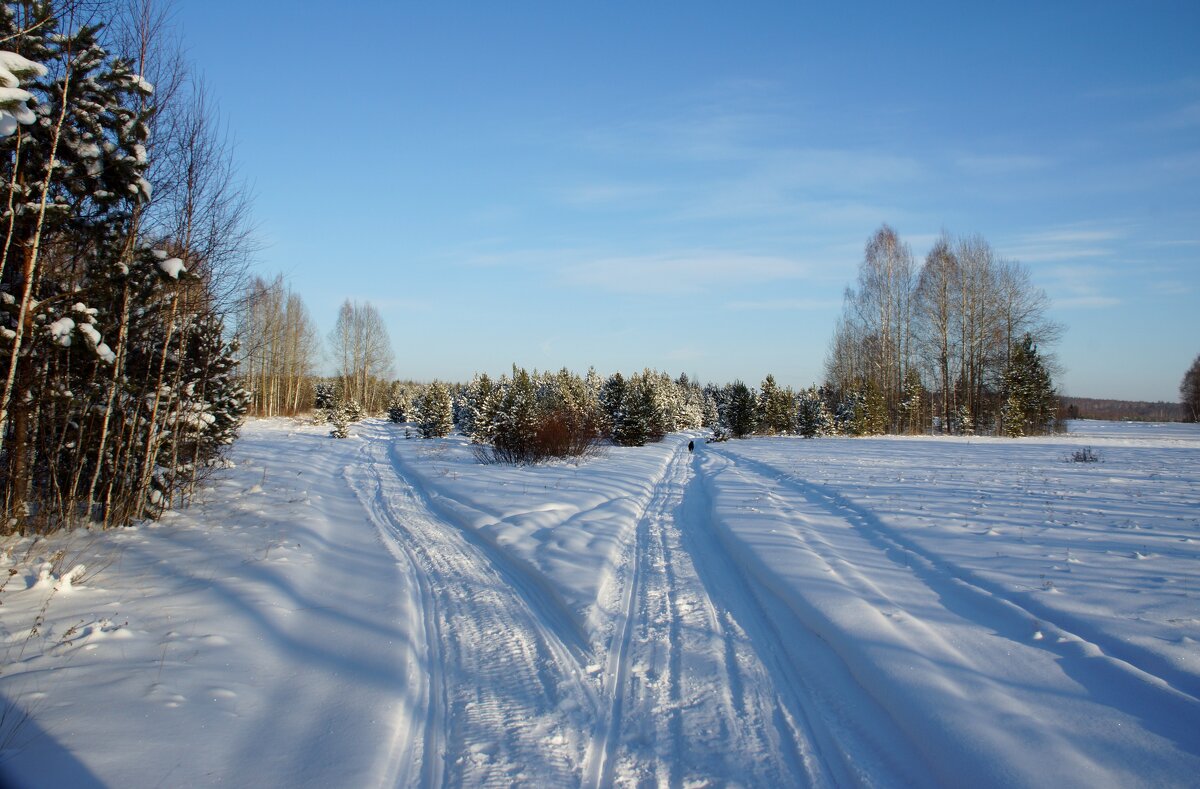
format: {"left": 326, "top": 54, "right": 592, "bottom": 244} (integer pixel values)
{"left": 475, "top": 408, "right": 604, "bottom": 465}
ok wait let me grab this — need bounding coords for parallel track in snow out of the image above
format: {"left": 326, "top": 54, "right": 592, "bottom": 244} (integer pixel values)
{"left": 586, "top": 442, "right": 869, "bottom": 787}
{"left": 347, "top": 435, "right": 598, "bottom": 787}
{"left": 727, "top": 448, "right": 1200, "bottom": 709}
{"left": 705, "top": 445, "right": 1200, "bottom": 786}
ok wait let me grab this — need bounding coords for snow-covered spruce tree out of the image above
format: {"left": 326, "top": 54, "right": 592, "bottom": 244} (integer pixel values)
{"left": 386, "top": 397, "right": 406, "bottom": 424}
{"left": 1000, "top": 333, "right": 1057, "bottom": 437}
{"left": 385, "top": 382, "right": 417, "bottom": 425}
{"left": 329, "top": 403, "right": 351, "bottom": 439}
{"left": 599, "top": 371, "right": 652, "bottom": 447}
{"left": 488, "top": 367, "right": 538, "bottom": 459}
{"left": 674, "top": 372, "right": 704, "bottom": 430}
{"left": 618, "top": 373, "right": 656, "bottom": 447}
{"left": 314, "top": 381, "right": 335, "bottom": 410}
{"left": 600, "top": 371, "right": 628, "bottom": 442}
{"left": 701, "top": 387, "right": 720, "bottom": 430}
{"left": 457, "top": 372, "right": 498, "bottom": 442}
{"left": 795, "top": 386, "right": 831, "bottom": 438}
{"left": 833, "top": 388, "right": 860, "bottom": 436}
{"left": 415, "top": 381, "right": 454, "bottom": 438}
{"left": 724, "top": 381, "right": 758, "bottom": 438}
{"left": 758, "top": 374, "right": 794, "bottom": 435}
{"left": 644, "top": 370, "right": 678, "bottom": 441}
{"left": 458, "top": 371, "right": 492, "bottom": 438}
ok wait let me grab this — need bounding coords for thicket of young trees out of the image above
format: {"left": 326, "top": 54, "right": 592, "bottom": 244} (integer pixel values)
{"left": 0, "top": 1, "right": 254, "bottom": 533}
{"left": 826, "top": 224, "right": 1062, "bottom": 436}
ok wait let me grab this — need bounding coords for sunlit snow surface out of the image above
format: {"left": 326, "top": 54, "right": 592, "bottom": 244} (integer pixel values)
{"left": 1, "top": 418, "right": 1197, "bottom": 787}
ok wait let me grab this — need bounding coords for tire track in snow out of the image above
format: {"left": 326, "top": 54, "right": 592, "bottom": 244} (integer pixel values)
{"left": 686, "top": 449, "right": 922, "bottom": 786}
{"left": 731, "top": 448, "right": 1200, "bottom": 709}
{"left": 709, "top": 446, "right": 1200, "bottom": 784}
{"left": 348, "top": 438, "right": 597, "bottom": 787}
{"left": 588, "top": 441, "right": 851, "bottom": 788}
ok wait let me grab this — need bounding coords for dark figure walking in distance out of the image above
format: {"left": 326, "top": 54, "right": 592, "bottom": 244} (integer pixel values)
{"left": 688, "top": 440, "right": 694, "bottom": 452}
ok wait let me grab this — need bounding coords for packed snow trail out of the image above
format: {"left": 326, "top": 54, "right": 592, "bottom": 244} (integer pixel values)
{"left": 346, "top": 430, "right": 600, "bottom": 787}
{"left": 704, "top": 443, "right": 1200, "bottom": 788}
{"left": 585, "top": 443, "right": 816, "bottom": 787}
{"left": 585, "top": 441, "right": 929, "bottom": 787}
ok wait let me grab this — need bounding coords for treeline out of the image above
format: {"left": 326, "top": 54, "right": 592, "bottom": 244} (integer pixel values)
{"left": 0, "top": 1, "right": 253, "bottom": 534}
{"left": 322, "top": 365, "right": 970, "bottom": 463}
{"left": 825, "top": 225, "right": 1062, "bottom": 436}
{"left": 1061, "top": 397, "right": 1184, "bottom": 423}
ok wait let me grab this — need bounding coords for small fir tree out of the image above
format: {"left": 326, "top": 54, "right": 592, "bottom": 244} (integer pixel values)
{"left": 795, "top": 386, "right": 831, "bottom": 438}
{"left": 416, "top": 381, "right": 454, "bottom": 438}
{"left": 759, "top": 374, "right": 794, "bottom": 435}
{"left": 724, "top": 381, "right": 758, "bottom": 438}
{"left": 1001, "top": 333, "right": 1057, "bottom": 437}
{"left": 314, "top": 382, "right": 335, "bottom": 410}
{"left": 330, "top": 403, "right": 351, "bottom": 438}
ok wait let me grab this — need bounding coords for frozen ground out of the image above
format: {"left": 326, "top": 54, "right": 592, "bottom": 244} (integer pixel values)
{"left": 1, "top": 418, "right": 1197, "bottom": 787}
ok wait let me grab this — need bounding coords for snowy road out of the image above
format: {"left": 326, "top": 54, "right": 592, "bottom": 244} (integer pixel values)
{"left": 3, "top": 418, "right": 1199, "bottom": 787}
{"left": 347, "top": 435, "right": 598, "bottom": 786}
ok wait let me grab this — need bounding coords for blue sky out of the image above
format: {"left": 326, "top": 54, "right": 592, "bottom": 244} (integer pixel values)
{"left": 174, "top": 1, "right": 1198, "bottom": 401}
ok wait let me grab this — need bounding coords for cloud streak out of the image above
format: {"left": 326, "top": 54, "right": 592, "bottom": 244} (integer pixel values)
{"left": 560, "top": 252, "right": 810, "bottom": 294}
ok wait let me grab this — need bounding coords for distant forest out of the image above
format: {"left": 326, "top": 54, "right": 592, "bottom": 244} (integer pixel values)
{"left": 1059, "top": 397, "right": 1184, "bottom": 422}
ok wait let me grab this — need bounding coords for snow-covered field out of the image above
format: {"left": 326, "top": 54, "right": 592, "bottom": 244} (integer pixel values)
{"left": 1, "top": 418, "right": 1198, "bottom": 787}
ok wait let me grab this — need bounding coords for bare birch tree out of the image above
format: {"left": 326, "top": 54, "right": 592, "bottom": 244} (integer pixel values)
{"left": 329, "top": 299, "right": 393, "bottom": 413}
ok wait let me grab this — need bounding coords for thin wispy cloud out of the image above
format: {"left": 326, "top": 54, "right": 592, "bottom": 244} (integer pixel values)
{"left": 560, "top": 252, "right": 810, "bottom": 294}
{"left": 1002, "top": 227, "right": 1124, "bottom": 263}
{"left": 1044, "top": 264, "right": 1120, "bottom": 309}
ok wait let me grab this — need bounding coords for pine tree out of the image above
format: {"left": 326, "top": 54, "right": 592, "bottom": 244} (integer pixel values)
{"left": 0, "top": 6, "right": 256, "bottom": 530}
{"left": 1001, "top": 333, "right": 1057, "bottom": 436}
{"left": 795, "top": 386, "right": 831, "bottom": 438}
{"left": 315, "top": 382, "right": 335, "bottom": 410}
{"left": 724, "top": 381, "right": 758, "bottom": 438}
{"left": 758, "top": 374, "right": 794, "bottom": 435}
{"left": 415, "top": 381, "right": 454, "bottom": 438}
{"left": 674, "top": 373, "right": 704, "bottom": 429}
{"left": 600, "top": 372, "right": 628, "bottom": 442}
{"left": 618, "top": 374, "right": 655, "bottom": 446}
{"left": 329, "top": 404, "right": 351, "bottom": 439}
{"left": 701, "top": 389, "right": 720, "bottom": 429}
{"left": 457, "top": 372, "right": 495, "bottom": 439}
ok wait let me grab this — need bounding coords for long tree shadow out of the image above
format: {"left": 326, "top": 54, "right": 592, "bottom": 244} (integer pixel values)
{"left": 717, "top": 445, "right": 1200, "bottom": 761}
{"left": 0, "top": 695, "right": 105, "bottom": 788}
